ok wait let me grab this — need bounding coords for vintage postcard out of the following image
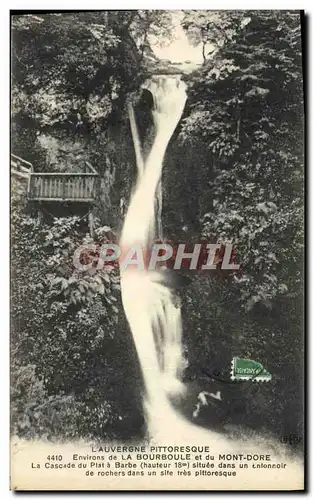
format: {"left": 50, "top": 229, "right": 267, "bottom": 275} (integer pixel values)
{"left": 10, "top": 9, "right": 304, "bottom": 490}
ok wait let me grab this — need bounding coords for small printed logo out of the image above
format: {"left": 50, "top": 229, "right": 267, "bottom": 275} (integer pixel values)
{"left": 280, "top": 434, "right": 303, "bottom": 446}
{"left": 231, "top": 357, "right": 272, "bottom": 382}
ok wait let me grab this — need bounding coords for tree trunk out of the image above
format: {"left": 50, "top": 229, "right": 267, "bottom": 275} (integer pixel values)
{"left": 202, "top": 41, "right": 207, "bottom": 62}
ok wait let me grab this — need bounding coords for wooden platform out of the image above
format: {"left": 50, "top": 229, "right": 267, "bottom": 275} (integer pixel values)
{"left": 28, "top": 172, "right": 98, "bottom": 202}
{"left": 11, "top": 154, "right": 99, "bottom": 203}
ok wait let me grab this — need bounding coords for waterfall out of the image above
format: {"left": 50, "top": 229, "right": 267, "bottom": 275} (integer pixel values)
{"left": 120, "top": 75, "right": 216, "bottom": 442}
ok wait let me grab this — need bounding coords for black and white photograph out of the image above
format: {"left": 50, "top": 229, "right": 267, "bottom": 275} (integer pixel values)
{"left": 10, "top": 9, "right": 304, "bottom": 490}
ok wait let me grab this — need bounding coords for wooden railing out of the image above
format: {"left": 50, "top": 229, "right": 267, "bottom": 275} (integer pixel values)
{"left": 28, "top": 173, "right": 98, "bottom": 202}
{"left": 11, "top": 154, "right": 99, "bottom": 203}
{"left": 11, "top": 154, "right": 32, "bottom": 179}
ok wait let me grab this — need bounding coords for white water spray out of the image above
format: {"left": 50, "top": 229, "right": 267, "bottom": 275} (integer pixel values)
{"left": 120, "top": 75, "right": 228, "bottom": 443}
{"left": 120, "top": 76, "right": 239, "bottom": 445}
{"left": 120, "top": 75, "right": 194, "bottom": 439}
{"left": 120, "top": 77, "right": 230, "bottom": 444}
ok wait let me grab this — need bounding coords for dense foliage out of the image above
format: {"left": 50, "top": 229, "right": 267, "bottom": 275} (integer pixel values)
{"left": 11, "top": 183, "right": 145, "bottom": 440}
{"left": 11, "top": 11, "right": 303, "bottom": 448}
{"left": 178, "top": 10, "right": 303, "bottom": 443}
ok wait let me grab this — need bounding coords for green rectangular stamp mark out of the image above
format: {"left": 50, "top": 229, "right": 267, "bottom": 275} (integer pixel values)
{"left": 231, "top": 357, "right": 272, "bottom": 382}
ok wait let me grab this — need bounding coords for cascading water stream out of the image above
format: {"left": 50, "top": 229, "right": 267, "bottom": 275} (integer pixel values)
{"left": 119, "top": 75, "right": 229, "bottom": 445}
{"left": 119, "top": 75, "right": 190, "bottom": 440}
{"left": 119, "top": 75, "right": 230, "bottom": 444}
